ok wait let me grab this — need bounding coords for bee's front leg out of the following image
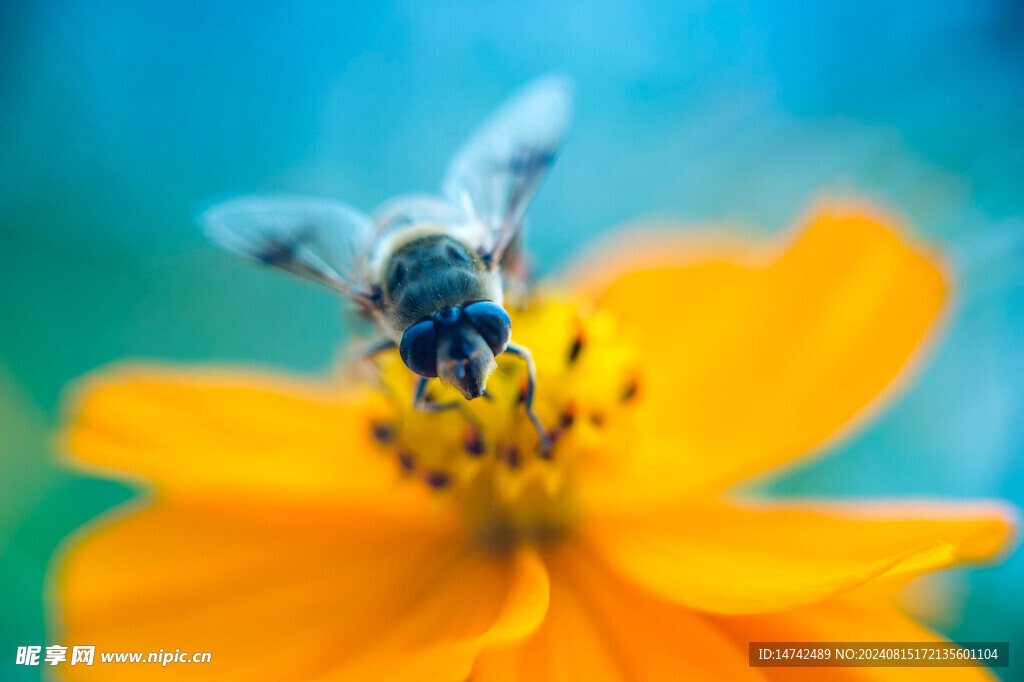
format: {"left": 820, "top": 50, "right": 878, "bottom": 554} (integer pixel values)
{"left": 412, "top": 377, "right": 464, "bottom": 413}
{"left": 353, "top": 338, "right": 398, "bottom": 396}
{"left": 359, "top": 337, "right": 397, "bottom": 361}
{"left": 505, "top": 342, "right": 553, "bottom": 456}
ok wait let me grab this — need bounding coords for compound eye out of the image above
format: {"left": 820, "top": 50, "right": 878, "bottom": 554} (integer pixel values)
{"left": 399, "top": 319, "right": 438, "bottom": 378}
{"left": 463, "top": 301, "right": 511, "bottom": 356}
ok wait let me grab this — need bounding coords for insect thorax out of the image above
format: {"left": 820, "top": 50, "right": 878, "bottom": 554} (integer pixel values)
{"left": 380, "top": 234, "right": 500, "bottom": 334}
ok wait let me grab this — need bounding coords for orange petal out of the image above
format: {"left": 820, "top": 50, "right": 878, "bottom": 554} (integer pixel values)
{"left": 330, "top": 545, "right": 550, "bottom": 681}
{"left": 713, "top": 588, "right": 998, "bottom": 681}
{"left": 56, "top": 499, "right": 546, "bottom": 681}
{"left": 578, "top": 206, "right": 947, "bottom": 502}
{"left": 582, "top": 500, "right": 1014, "bottom": 615}
{"left": 472, "top": 541, "right": 761, "bottom": 682}
{"left": 62, "top": 365, "right": 407, "bottom": 506}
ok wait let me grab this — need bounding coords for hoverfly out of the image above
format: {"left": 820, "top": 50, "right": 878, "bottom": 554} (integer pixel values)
{"left": 202, "top": 76, "right": 572, "bottom": 451}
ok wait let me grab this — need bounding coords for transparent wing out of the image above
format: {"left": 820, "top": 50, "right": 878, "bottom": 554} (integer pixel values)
{"left": 442, "top": 75, "right": 573, "bottom": 262}
{"left": 371, "top": 194, "right": 468, "bottom": 236}
{"left": 201, "top": 195, "right": 378, "bottom": 306}
{"left": 369, "top": 194, "right": 489, "bottom": 263}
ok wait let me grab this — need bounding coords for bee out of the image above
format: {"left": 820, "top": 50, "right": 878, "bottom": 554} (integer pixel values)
{"left": 201, "top": 76, "right": 573, "bottom": 451}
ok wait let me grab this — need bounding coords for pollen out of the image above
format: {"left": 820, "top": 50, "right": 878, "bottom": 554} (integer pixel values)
{"left": 364, "top": 297, "right": 640, "bottom": 547}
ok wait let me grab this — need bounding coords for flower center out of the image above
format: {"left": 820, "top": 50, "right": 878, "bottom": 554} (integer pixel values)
{"left": 364, "top": 297, "right": 640, "bottom": 548}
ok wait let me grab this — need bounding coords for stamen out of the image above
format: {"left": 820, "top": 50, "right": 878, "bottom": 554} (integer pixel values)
{"left": 546, "top": 405, "right": 575, "bottom": 447}
{"left": 502, "top": 445, "right": 521, "bottom": 469}
{"left": 560, "top": 403, "right": 576, "bottom": 429}
{"left": 590, "top": 412, "right": 606, "bottom": 428}
{"left": 371, "top": 422, "right": 396, "bottom": 444}
{"left": 620, "top": 377, "right": 640, "bottom": 403}
{"left": 396, "top": 451, "right": 416, "bottom": 473}
{"left": 424, "top": 470, "right": 451, "bottom": 490}
{"left": 567, "top": 332, "right": 585, "bottom": 364}
{"left": 463, "top": 426, "right": 486, "bottom": 456}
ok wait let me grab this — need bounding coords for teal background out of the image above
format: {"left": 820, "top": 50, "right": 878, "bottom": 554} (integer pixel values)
{"left": 2, "top": 0, "right": 1022, "bottom": 679}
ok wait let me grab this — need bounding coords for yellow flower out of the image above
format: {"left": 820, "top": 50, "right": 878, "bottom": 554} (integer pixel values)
{"left": 55, "top": 206, "right": 1015, "bottom": 681}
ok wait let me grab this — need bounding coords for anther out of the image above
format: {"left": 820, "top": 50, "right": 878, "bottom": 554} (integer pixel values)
{"left": 620, "top": 377, "right": 640, "bottom": 403}
{"left": 567, "top": 332, "right": 585, "bottom": 364}
{"left": 560, "top": 402, "right": 576, "bottom": 429}
{"left": 424, "top": 470, "right": 451, "bottom": 489}
{"left": 371, "top": 422, "right": 396, "bottom": 444}
{"left": 590, "top": 412, "right": 606, "bottom": 428}
{"left": 463, "top": 426, "right": 486, "bottom": 457}
{"left": 502, "top": 445, "right": 521, "bottom": 469}
{"left": 396, "top": 451, "right": 416, "bottom": 473}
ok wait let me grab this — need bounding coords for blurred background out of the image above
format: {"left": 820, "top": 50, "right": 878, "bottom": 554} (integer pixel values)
{"left": 1, "top": 0, "right": 1022, "bottom": 679}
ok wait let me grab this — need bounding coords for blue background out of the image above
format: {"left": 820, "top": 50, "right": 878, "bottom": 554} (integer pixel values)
{"left": 2, "top": 1, "right": 1022, "bottom": 679}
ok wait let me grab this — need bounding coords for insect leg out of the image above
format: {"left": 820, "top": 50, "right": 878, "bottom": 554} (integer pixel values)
{"left": 412, "top": 377, "right": 464, "bottom": 413}
{"left": 505, "top": 342, "right": 552, "bottom": 455}
{"left": 360, "top": 337, "right": 397, "bottom": 360}
{"left": 412, "top": 377, "right": 490, "bottom": 449}
{"left": 353, "top": 338, "right": 401, "bottom": 402}
{"left": 357, "top": 337, "right": 397, "bottom": 378}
